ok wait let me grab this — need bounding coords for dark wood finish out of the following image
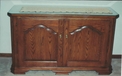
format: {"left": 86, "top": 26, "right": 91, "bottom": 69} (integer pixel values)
{"left": 67, "top": 19, "right": 109, "bottom": 67}
{"left": 8, "top": 6, "right": 119, "bottom": 75}
{"left": 0, "top": 53, "right": 12, "bottom": 57}
{"left": 17, "top": 17, "right": 59, "bottom": 67}
{"left": 112, "top": 55, "right": 121, "bottom": 58}
{"left": 0, "top": 53, "right": 121, "bottom": 58}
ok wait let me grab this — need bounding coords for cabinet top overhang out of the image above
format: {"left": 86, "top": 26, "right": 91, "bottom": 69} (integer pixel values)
{"left": 8, "top": 5, "right": 119, "bottom": 18}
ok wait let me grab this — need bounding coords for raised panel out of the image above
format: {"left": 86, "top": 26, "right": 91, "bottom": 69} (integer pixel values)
{"left": 24, "top": 25, "right": 58, "bottom": 61}
{"left": 67, "top": 19, "right": 110, "bottom": 67}
{"left": 17, "top": 17, "right": 60, "bottom": 67}
{"left": 69, "top": 26, "right": 102, "bottom": 61}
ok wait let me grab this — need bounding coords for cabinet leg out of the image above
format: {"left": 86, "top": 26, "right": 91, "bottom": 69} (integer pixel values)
{"left": 97, "top": 70, "right": 112, "bottom": 75}
{"left": 96, "top": 66, "right": 112, "bottom": 75}
{"left": 11, "top": 66, "right": 26, "bottom": 74}
{"left": 11, "top": 70, "right": 26, "bottom": 74}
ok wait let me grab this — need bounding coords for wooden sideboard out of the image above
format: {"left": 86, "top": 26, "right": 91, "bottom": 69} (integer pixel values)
{"left": 8, "top": 5, "right": 119, "bottom": 75}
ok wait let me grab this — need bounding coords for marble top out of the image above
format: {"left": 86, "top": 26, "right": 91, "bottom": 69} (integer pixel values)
{"left": 20, "top": 6, "right": 112, "bottom": 14}
{"left": 8, "top": 5, "right": 119, "bottom": 16}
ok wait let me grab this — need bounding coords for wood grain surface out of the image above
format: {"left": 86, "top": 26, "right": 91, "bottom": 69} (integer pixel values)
{"left": 8, "top": 14, "right": 118, "bottom": 75}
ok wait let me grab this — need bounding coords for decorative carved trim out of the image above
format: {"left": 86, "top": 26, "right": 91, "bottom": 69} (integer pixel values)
{"left": 70, "top": 25, "right": 102, "bottom": 35}
{"left": 25, "top": 24, "right": 57, "bottom": 35}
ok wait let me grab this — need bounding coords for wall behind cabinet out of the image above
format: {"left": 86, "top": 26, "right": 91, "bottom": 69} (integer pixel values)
{"left": 0, "top": 0, "right": 122, "bottom": 54}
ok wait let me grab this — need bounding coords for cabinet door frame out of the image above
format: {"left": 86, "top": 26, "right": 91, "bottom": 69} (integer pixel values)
{"left": 17, "top": 17, "right": 64, "bottom": 67}
{"left": 63, "top": 18, "right": 111, "bottom": 67}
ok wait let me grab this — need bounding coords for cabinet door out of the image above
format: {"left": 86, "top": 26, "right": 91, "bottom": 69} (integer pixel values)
{"left": 64, "top": 18, "right": 110, "bottom": 67}
{"left": 17, "top": 17, "right": 63, "bottom": 67}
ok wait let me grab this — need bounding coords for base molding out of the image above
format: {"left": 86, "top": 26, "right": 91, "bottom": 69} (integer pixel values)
{"left": 0, "top": 53, "right": 12, "bottom": 57}
{"left": 112, "top": 55, "right": 121, "bottom": 58}
{"left": 11, "top": 66, "right": 112, "bottom": 75}
{"left": 0, "top": 53, "right": 121, "bottom": 58}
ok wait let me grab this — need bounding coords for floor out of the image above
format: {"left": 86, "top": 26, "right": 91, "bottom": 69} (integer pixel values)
{"left": 0, "top": 57, "right": 121, "bottom": 76}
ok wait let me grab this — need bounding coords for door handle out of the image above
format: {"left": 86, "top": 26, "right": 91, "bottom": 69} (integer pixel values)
{"left": 59, "top": 34, "right": 62, "bottom": 38}
{"left": 59, "top": 34, "right": 68, "bottom": 38}
{"left": 66, "top": 35, "right": 68, "bottom": 38}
